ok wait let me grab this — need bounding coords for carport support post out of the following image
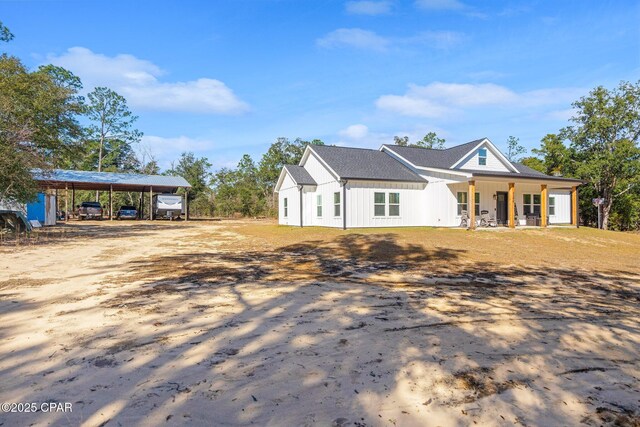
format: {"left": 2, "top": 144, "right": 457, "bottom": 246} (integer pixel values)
{"left": 508, "top": 182, "right": 515, "bottom": 228}
{"left": 540, "top": 184, "right": 548, "bottom": 228}
{"left": 65, "top": 183, "right": 69, "bottom": 223}
{"left": 468, "top": 180, "right": 476, "bottom": 230}
{"left": 109, "top": 185, "right": 113, "bottom": 220}
{"left": 184, "top": 191, "right": 189, "bottom": 221}
{"left": 71, "top": 185, "right": 75, "bottom": 219}
{"left": 149, "top": 186, "right": 153, "bottom": 220}
{"left": 571, "top": 185, "right": 578, "bottom": 226}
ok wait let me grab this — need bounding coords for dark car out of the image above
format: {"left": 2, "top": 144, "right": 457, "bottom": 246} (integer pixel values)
{"left": 116, "top": 205, "right": 138, "bottom": 220}
{"left": 77, "top": 201, "right": 103, "bottom": 220}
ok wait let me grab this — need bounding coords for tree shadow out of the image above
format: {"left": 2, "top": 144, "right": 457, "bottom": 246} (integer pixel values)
{"left": 0, "top": 231, "right": 638, "bottom": 426}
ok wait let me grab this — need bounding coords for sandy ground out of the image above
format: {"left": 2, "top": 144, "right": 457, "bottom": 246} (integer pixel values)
{"left": 0, "top": 220, "right": 639, "bottom": 426}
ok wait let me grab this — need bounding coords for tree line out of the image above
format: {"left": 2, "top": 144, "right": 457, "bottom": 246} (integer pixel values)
{"left": 1, "top": 20, "right": 638, "bottom": 230}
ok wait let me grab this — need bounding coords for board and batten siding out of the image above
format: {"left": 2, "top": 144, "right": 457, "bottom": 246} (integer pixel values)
{"left": 302, "top": 152, "right": 344, "bottom": 228}
{"left": 456, "top": 143, "right": 511, "bottom": 172}
{"left": 346, "top": 181, "right": 425, "bottom": 228}
{"left": 277, "top": 173, "right": 301, "bottom": 226}
{"left": 549, "top": 190, "right": 571, "bottom": 224}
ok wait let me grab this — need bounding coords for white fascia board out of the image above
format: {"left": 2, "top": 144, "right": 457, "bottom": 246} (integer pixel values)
{"left": 273, "top": 168, "right": 289, "bottom": 193}
{"left": 450, "top": 138, "right": 519, "bottom": 173}
{"left": 380, "top": 145, "right": 473, "bottom": 178}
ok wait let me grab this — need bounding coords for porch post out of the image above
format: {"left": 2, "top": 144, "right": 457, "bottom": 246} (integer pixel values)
{"left": 540, "top": 184, "right": 548, "bottom": 228}
{"left": 184, "top": 190, "right": 189, "bottom": 221}
{"left": 508, "top": 182, "right": 515, "bottom": 228}
{"left": 571, "top": 185, "right": 578, "bottom": 226}
{"left": 468, "top": 180, "right": 476, "bottom": 230}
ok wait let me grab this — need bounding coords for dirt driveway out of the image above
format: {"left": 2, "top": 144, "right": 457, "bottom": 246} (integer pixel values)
{"left": 1, "top": 221, "right": 639, "bottom": 426}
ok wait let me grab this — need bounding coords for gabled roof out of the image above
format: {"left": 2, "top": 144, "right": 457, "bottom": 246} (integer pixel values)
{"left": 381, "top": 138, "right": 486, "bottom": 170}
{"left": 33, "top": 169, "right": 191, "bottom": 192}
{"left": 283, "top": 165, "right": 317, "bottom": 185}
{"left": 308, "top": 145, "right": 426, "bottom": 183}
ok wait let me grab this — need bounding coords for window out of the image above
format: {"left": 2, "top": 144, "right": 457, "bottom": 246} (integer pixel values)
{"left": 475, "top": 192, "right": 480, "bottom": 216}
{"left": 316, "top": 194, "right": 322, "bottom": 217}
{"left": 389, "top": 193, "right": 400, "bottom": 216}
{"left": 283, "top": 198, "right": 288, "bottom": 217}
{"left": 523, "top": 194, "right": 542, "bottom": 216}
{"left": 334, "top": 192, "right": 341, "bottom": 217}
{"left": 478, "top": 148, "right": 487, "bottom": 166}
{"left": 374, "top": 192, "right": 386, "bottom": 216}
{"left": 548, "top": 196, "right": 555, "bottom": 216}
{"left": 457, "top": 192, "right": 468, "bottom": 216}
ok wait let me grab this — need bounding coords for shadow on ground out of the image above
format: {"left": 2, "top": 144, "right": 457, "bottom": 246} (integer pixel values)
{"left": 1, "top": 230, "right": 639, "bottom": 426}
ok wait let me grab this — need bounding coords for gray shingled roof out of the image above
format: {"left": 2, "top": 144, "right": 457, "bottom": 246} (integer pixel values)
{"left": 381, "top": 138, "right": 486, "bottom": 169}
{"left": 283, "top": 165, "right": 317, "bottom": 185}
{"left": 33, "top": 169, "right": 191, "bottom": 191}
{"left": 470, "top": 164, "right": 583, "bottom": 182}
{"left": 309, "top": 145, "right": 425, "bottom": 183}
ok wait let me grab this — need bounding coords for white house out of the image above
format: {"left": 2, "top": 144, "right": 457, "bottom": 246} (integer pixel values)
{"left": 274, "top": 138, "right": 582, "bottom": 229}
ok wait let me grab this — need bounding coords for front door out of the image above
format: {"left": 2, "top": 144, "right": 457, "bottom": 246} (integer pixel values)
{"left": 496, "top": 192, "right": 508, "bottom": 225}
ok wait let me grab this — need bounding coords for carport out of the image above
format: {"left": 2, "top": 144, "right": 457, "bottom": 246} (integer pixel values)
{"left": 33, "top": 169, "right": 192, "bottom": 221}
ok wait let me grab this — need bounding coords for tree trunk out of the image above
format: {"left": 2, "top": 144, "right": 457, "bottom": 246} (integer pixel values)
{"left": 602, "top": 199, "right": 612, "bottom": 230}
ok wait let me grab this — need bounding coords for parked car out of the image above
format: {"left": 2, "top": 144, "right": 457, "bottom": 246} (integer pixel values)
{"left": 116, "top": 205, "right": 138, "bottom": 220}
{"left": 77, "top": 201, "right": 103, "bottom": 220}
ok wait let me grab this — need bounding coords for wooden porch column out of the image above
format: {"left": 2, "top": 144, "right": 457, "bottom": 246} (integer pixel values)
{"left": 65, "top": 183, "right": 69, "bottom": 223}
{"left": 571, "top": 185, "right": 578, "bottom": 226}
{"left": 468, "top": 180, "right": 476, "bottom": 230}
{"left": 540, "top": 184, "right": 548, "bottom": 228}
{"left": 508, "top": 182, "right": 515, "bottom": 228}
{"left": 149, "top": 186, "right": 153, "bottom": 220}
{"left": 109, "top": 185, "right": 113, "bottom": 220}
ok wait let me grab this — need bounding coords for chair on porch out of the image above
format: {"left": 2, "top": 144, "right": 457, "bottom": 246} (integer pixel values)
{"left": 479, "top": 210, "right": 497, "bottom": 227}
{"left": 459, "top": 210, "right": 470, "bottom": 228}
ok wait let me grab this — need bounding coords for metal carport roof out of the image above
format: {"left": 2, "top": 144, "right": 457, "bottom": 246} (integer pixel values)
{"left": 33, "top": 169, "right": 192, "bottom": 193}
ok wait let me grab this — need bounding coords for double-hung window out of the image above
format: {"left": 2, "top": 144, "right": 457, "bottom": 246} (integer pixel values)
{"left": 389, "top": 193, "right": 400, "bottom": 216}
{"left": 283, "top": 198, "right": 288, "bottom": 217}
{"left": 523, "top": 194, "right": 541, "bottom": 216}
{"left": 548, "top": 196, "right": 555, "bottom": 216}
{"left": 474, "top": 192, "right": 480, "bottom": 216}
{"left": 457, "top": 192, "right": 468, "bottom": 216}
{"left": 478, "top": 148, "right": 487, "bottom": 166}
{"left": 316, "top": 194, "right": 322, "bottom": 217}
{"left": 333, "top": 192, "right": 341, "bottom": 217}
{"left": 374, "top": 192, "right": 386, "bottom": 216}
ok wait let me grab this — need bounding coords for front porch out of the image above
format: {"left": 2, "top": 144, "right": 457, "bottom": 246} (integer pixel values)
{"left": 450, "top": 178, "right": 579, "bottom": 230}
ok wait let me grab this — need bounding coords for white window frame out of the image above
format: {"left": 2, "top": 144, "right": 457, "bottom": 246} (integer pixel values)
{"left": 457, "top": 192, "right": 468, "bottom": 216}
{"left": 316, "top": 194, "right": 322, "bottom": 217}
{"left": 389, "top": 192, "right": 400, "bottom": 216}
{"left": 374, "top": 192, "right": 386, "bottom": 216}
{"left": 548, "top": 196, "right": 555, "bottom": 216}
{"left": 478, "top": 148, "right": 487, "bottom": 166}
{"left": 333, "top": 192, "right": 341, "bottom": 217}
{"left": 283, "top": 198, "right": 288, "bottom": 217}
{"left": 474, "top": 192, "right": 480, "bottom": 216}
{"left": 523, "top": 194, "right": 541, "bottom": 216}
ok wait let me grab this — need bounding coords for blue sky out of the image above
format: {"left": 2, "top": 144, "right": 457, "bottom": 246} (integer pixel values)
{"left": 3, "top": 0, "right": 639, "bottom": 169}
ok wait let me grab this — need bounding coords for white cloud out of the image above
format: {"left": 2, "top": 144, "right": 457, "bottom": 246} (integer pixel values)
{"left": 376, "top": 82, "right": 582, "bottom": 118}
{"left": 345, "top": 1, "right": 392, "bottom": 15}
{"left": 317, "top": 28, "right": 464, "bottom": 52}
{"left": 316, "top": 28, "right": 391, "bottom": 51}
{"left": 339, "top": 124, "right": 369, "bottom": 139}
{"left": 141, "top": 135, "right": 217, "bottom": 168}
{"left": 47, "top": 47, "right": 249, "bottom": 115}
{"left": 415, "top": 0, "right": 465, "bottom": 10}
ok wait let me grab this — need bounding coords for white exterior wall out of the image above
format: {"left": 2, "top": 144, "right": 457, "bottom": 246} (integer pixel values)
{"left": 277, "top": 174, "right": 301, "bottom": 226}
{"left": 456, "top": 143, "right": 511, "bottom": 172}
{"left": 346, "top": 181, "right": 426, "bottom": 228}
{"left": 549, "top": 190, "right": 571, "bottom": 224}
{"left": 303, "top": 153, "right": 344, "bottom": 228}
